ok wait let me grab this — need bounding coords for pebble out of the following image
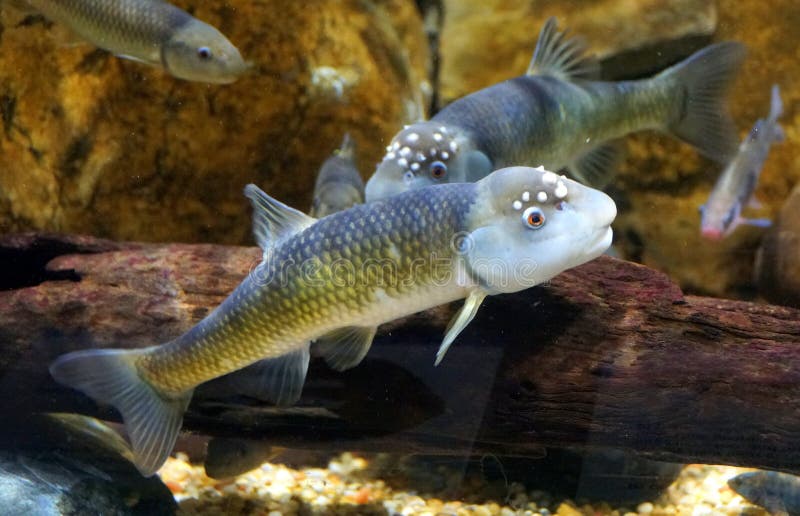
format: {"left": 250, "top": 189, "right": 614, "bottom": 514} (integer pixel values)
{"left": 158, "top": 454, "right": 772, "bottom": 516}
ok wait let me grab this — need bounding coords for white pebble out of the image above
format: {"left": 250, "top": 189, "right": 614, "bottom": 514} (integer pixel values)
{"left": 638, "top": 502, "right": 654, "bottom": 514}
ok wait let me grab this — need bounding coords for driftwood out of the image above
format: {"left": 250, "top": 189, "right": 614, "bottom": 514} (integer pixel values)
{"left": 1, "top": 233, "right": 799, "bottom": 473}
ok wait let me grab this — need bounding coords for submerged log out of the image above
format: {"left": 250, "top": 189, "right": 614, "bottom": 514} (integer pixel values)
{"left": 1, "top": 233, "right": 799, "bottom": 472}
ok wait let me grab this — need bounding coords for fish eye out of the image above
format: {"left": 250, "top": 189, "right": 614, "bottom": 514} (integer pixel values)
{"left": 522, "top": 206, "right": 545, "bottom": 229}
{"left": 198, "top": 47, "right": 212, "bottom": 60}
{"left": 430, "top": 161, "right": 447, "bottom": 179}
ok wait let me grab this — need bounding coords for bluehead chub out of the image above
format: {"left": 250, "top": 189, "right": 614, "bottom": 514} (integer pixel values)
{"left": 365, "top": 17, "right": 746, "bottom": 201}
{"left": 50, "top": 165, "right": 616, "bottom": 476}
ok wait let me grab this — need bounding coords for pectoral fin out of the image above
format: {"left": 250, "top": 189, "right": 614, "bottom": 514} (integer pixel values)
{"left": 741, "top": 217, "right": 772, "bottom": 228}
{"left": 244, "top": 184, "right": 316, "bottom": 258}
{"left": 315, "top": 326, "right": 377, "bottom": 371}
{"left": 527, "top": 17, "right": 599, "bottom": 80}
{"left": 435, "top": 290, "right": 487, "bottom": 366}
{"left": 567, "top": 142, "right": 621, "bottom": 188}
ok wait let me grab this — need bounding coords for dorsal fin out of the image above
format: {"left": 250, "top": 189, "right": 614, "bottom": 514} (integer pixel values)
{"left": 526, "top": 17, "right": 599, "bottom": 80}
{"left": 244, "top": 184, "right": 316, "bottom": 256}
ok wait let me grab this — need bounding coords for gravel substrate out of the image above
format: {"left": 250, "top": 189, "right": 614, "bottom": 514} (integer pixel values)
{"left": 158, "top": 453, "right": 770, "bottom": 515}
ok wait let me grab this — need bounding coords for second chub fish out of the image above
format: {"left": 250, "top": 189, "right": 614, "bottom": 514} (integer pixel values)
{"left": 365, "top": 17, "right": 745, "bottom": 201}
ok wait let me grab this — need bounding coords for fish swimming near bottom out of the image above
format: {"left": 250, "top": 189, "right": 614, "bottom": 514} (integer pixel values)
{"left": 729, "top": 470, "right": 800, "bottom": 516}
{"left": 365, "top": 17, "right": 745, "bottom": 201}
{"left": 700, "top": 85, "right": 783, "bottom": 240}
{"left": 11, "top": 0, "right": 247, "bottom": 83}
{"left": 50, "top": 165, "right": 616, "bottom": 476}
{"left": 309, "top": 133, "right": 365, "bottom": 218}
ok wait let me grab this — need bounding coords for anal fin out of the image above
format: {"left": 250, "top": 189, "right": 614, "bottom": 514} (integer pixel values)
{"left": 226, "top": 344, "right": 311, "bottom": 406}
{"left": 567, "top": 141, "right": 622, "bottom": 188}
{"left": 315, "top": 326, "right": 377, "bottom": 371}
{"left": 436, "top": 290, "right": 487, "bottom": 366}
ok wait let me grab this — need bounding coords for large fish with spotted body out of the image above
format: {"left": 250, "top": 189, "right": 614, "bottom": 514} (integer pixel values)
{"left": 50, "top": 165, "right": 616, "bottom": 476}
{"left": 12, "top": 0, "right": 247, "bottom": 83}
{"left": 365, "top": 17, "right": 746, "bottom": 201}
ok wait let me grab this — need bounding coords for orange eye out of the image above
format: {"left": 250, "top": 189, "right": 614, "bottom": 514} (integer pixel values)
{"left": 522, "top": 206, "right": 545, "bottom": 229}
{"left": 430, "top": 161, "right": 447, "bottom": 179}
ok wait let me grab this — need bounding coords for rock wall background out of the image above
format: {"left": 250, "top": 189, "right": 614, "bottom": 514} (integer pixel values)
{"left": 0, "top": 0, "right": 798, "bottom": 299}
{"left": 0, "top": 0, "right": 429, "bottom": 243}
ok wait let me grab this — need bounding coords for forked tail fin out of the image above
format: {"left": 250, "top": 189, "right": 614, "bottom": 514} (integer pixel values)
{"left": 660, "top": 41, "right": 746, "bottom": 164}
{"left": 49, "top": 347, "right": 192, "bottom": 476}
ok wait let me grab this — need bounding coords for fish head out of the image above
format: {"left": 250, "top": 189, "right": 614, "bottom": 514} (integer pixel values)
{"left": 462, "top": 166, "right": 616, "bottom": 293}
{"left": 163, "top": 20, "right": 248, "bottom": 84}
{"left": 699, "top": 202, "right": 738, "bottom": 241}
{"left": 365, "top": 122, "right": 492, "bottom": 202}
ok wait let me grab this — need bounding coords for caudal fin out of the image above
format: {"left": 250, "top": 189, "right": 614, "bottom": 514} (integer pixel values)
{"left": 49, "top": 348, "right": 192, "bottom": 476}
{"left": 661, "top": 41, "right": 746, "bottom": 164}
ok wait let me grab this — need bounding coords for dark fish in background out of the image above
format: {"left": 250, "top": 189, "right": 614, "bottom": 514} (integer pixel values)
{"left": 729, "top": 470, "right": 800, "bottom": 516}
{"left": 49, "top": 165, "right": 615, "bottom": 476}
{"left": 700, "top": 84, "right": 783, "bottom": 240}
{"left": 11, "top": 0, "right": 247, "bottom": 83}
{"left": 365, "top": 17, "right": 745, "bottom": 201}
{"left": 204, "top": 438, "right": 285, "bottom": 479}
{"left": 309, "top": 133, "right": 365, "bottom": 218}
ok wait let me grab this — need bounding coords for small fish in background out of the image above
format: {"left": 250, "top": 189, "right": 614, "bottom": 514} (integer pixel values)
{"left": 700, "top": 85, "right": 783, "bottom": 241}
{"left": 204, "top": 438, "right": 285, "bottom": 479}
{"left": 309, "top": 133, "right": 365, "bottom": 218}
{"left": 365, "top": 17, "right": 745, "bottom": 202}
{"left": 49, "top": 165, "right": 615, "bottom": 476}
{"left": 728, "top": 470, "right": 800, "bottom": 516}
{"left": 11, "top": 0, "right": 247, "bottom": 83}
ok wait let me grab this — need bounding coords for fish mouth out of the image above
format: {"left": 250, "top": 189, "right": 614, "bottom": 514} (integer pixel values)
{"left": 587, "top": 226, "right": 614, "bottom": 258}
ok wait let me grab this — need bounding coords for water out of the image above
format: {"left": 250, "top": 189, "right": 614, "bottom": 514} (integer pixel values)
{"left": 0, "top": 0, "right": 797, "bottom": 515}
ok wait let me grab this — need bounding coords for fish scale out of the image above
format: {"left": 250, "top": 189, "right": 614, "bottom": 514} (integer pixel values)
{"left": 139, "top": 183, "right": 477, "bottom": 393}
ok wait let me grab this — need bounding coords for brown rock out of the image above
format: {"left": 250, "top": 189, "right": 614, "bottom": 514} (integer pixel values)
{"left": 755, "top": 183, "right": 800, "bottom": 307}
{"left": 0, "top": 0, "right": 429, "bottom": 244}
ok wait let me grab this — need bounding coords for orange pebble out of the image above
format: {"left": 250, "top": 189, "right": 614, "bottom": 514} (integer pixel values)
{"left": 165, "top": 481, "right": 183, "bottom": 494}
{"left": 353, "top": 487, "right": 371, "bottom": 504}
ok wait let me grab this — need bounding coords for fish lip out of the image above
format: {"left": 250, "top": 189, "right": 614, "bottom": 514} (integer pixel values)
{"left": 587, "top": 226, "right": 614, "bottom": 257}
